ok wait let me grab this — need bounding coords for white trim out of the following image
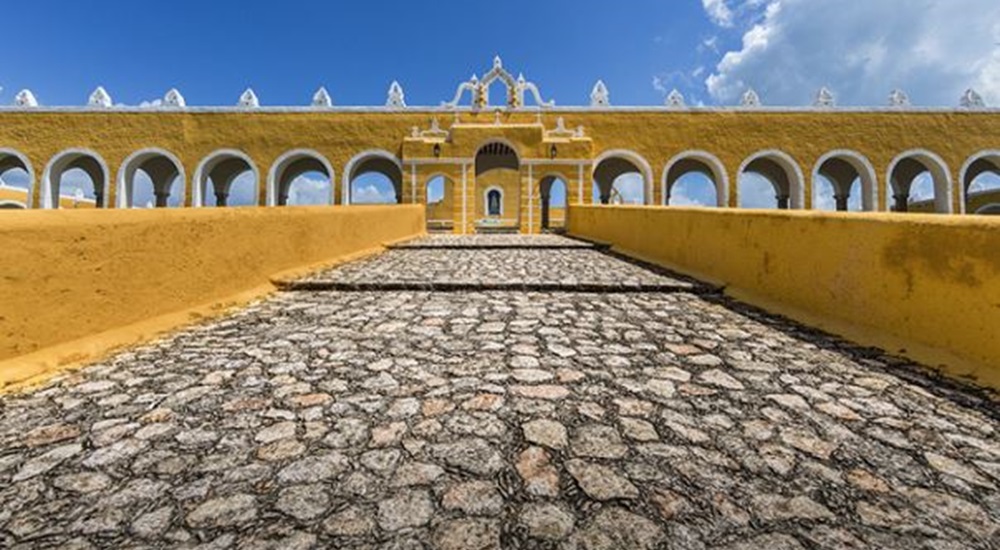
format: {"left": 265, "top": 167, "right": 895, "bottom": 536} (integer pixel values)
{"left": 404, "top": 157, "right": 592, "bottom": 166}
{"left": 267, "top": 149, "right": 335, "bottom": 206}
{"left": 116, "top": 147, "right": 187, "bottom": 208}
{"left": 0, "top": 200, "right": 27, "bottom": 209}
{"left": 3, "top": 106, "right": 999, "bottom": 114}
{"left": 886, "top": 149, "right": 953, "bottom": 213}
{"left": 577, "top": 165, "right": 584, "bottom": 204}
{"left": 410, "top": 164, "right": 417, "bottom": 203}
{"left": 527, "top": 165, "right": 534, "bottom": 233}
{"left": 661, "top": 150, "right": 729, "bottom": 207}
{"left": 41, "top": 148, "right": 111, "bottom": 210}
{"left": 0, "top": 148, "right": 35, "bottom": 209}
{"left": 592, "top": 149, "right": 655, "bottom": 205}
{"left": 342, "top": 149, "right": 403, "bottom": 205}
{"left": 958, "top": 150, "right": 1000, "bottom": 214}
{"left": 811, "top": 150, "right": 879, "bottom": 212}
{"left": 484, "top": 185, "right": 505, "bottom": 217}
{"left": 461, "top": 164, "right": 468, "bottom": 234}
{"left": 192, "top": 149, "right": 260, "bottom": 207}
{"left": 737, "top": 149, "right": 806, "bottom": 209}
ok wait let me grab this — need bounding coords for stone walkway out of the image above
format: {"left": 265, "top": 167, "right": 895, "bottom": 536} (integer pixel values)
{"left": 1, "top": 236, "right": 998, "bottom": 549}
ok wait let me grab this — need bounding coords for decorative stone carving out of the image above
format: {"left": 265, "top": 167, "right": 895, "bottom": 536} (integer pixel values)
{"left": 14, "top": 89, "right": 38, "bottom": 108}
{"left": 666, "top": 89, "right": 686, "bottom": 108}
{"left": 444, "top": 57, "right": 553, "bottom": 110}
{"left": 814, "top": 87, "right": 835, "bottom": 108}
{"left": 88, "top": 86, "right": 113, "bottom": 108}
{"left": 164, "top": 88, "right": 186, "bottom": 107}
{"left": 545, "top": 117, "right": 577, "bottom": 139}
{"left": 413, "top": 118, "right": 448, "bottom": 140}
{"left": 386, "top": 81, "right": 406, "bottom": 108}
{"left": 960, "top": 88, "right": 985, "bottom": 109}
{"left": 590, "top": 81, "right": 610, "bottom": 107}
{"left": 312, "top": 87, "right": 333, "bottom": 108}
{"left": 888, "top": 89, "right": 910, "bottom": 107}
{"left": 741, "top": 88, "right": 761, "bottom": 107}
{"left": 238, "top": 88, "right": 260, "bottom": 108}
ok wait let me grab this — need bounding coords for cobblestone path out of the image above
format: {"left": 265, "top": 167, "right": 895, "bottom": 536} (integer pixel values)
{"left": 1, "top": 235, "right": 998, "bottom": 549}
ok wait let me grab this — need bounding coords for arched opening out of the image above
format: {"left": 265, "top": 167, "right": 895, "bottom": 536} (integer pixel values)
{"left": 0, "top": 150, "right": 33, "bottom": 210}
{"left": 960, "top": 152, "right": 1000, "bottom": 215}
{"left": 663, "top": 152, "right": 727, "bottom": 207}
{"left": 269, "top": 150, "right": 334, "bottom": 206}
{"left": 976, "top": 204, "right": 1000, "bottom": 215}
{"left": 344, "top": 150, "right": 403, "bottom": 205}
{"left": 539, "top": 175, "right": 568, "bottom": 231}
{"left": 593, "top": 151, "right": 652, "bottom": 205}
{"left": 425, "top": 175, "right": 454, "bottom": 232}
{"left": 887, "top": 150, "right": 951, "bottom": 213}
{"left": 0, "top": 201, "right": 26, "bottom": 209}
{"left": 43, "top": 150, "right": 108, "bottom": 209}
{"left": 812, "top": 151, "right": 877, "bottom": 211}
{"left": 194, "top": 150, "right": 259, "bottom": 207}
{"left": 738, "top": 151, "right": 804, "bottom": 209}
{"left": 118, "top": 149, "right": 185, "bottom": 208}
{"left": 475, "top": 141, "right": 521, "bottom": 231}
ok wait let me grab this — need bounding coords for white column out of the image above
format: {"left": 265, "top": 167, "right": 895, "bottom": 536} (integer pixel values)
{"left": 578, "top": 164, "right": 585, "bottom": 203}
{"left": 411, "top": 164, "right": 417, "bottom": 203}
{"left": 527, "top": 164, "right": 534, "bottom": 234}
{"left": 461, "top": 163, "right": 468, "bottom": 235}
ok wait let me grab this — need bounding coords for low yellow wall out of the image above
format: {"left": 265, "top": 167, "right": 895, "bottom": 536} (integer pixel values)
{"left": 0, "top": 205, "right": 424, "bottom": 388}
{"left": 569, "top": 206, "right": 1000, "bottom": 389}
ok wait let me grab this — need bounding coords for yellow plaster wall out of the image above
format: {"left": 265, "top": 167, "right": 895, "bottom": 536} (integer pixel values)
{"left": 0, "top": 205, "right": 424, "bottom": 388}
{"left": 568, "top": 206, "right": 1000, "bottom": 389}
{"left": 475, "top": 169, "right": 521, "bottom": 227}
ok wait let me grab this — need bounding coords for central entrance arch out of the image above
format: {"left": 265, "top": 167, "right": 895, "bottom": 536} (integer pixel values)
{"left": 474, "top": 140, "right": 521, "bottom": 232}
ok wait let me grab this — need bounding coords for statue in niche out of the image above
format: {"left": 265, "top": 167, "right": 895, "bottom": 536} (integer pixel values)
{"left": 488, "top": 190, "right": 502, "bottom": 216}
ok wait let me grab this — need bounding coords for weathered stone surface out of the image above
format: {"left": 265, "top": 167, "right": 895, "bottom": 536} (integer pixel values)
{"left": 566, "top": 460, "right": 639, "bottom": 500}
{"left": 571, "top": 424, "right": 628, "bottom": 458}
{"left": 275, "top": 484, "right": 329, "bottom": 520}
{"left": 429, "top": 438, "right": 505, "bottom": 475}
{"left": 516, "top": 446, "right": 561, "bottom": 497}
{"left": 569, "top": 507, "right": 665, "bottom": 549}
{"left": 442, "top": 480, "right": 503, "bottom": 515}
{"left": 519, "top": 503, "right": 575, "bottom": 541}
{"left": 522, "top": 419, "right": 568, "bottom": 450}
{"left": 187, "top": 494, "right": 258, "bottom": 528}
{"left": 377, "top": 490, "right": 434, "bottom": 531}
{"left": 277, "top": 453, "right": 350, "bottom": 484}
{"left": 432, "top": 519, "right": 500, "bottom": 550}
{"left": 322, "top": 505, "right": 375, "bottom": 537}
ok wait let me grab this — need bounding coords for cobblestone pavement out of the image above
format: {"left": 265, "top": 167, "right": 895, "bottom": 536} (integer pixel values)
{"left": 1, "top": 236, "right": 998, "bottom": 549}
{"left": 392, "top": 235, "right": 594, "bottom": 249}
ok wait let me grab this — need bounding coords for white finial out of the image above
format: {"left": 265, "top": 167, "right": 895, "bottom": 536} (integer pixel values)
{"left": 814, "top": 87, "right": 835, "bottom": 108}
{"left": 888, "top": 89, "right": 910, "bottom": 107}
{"left": 164, "top": 88, "right": 186, "bottom": 107}
{"left": 590, "top": 80, "right": 610, "bottom": 107}
{"left": 740, "top": 88, "right": 761, "bottom": 107}
{"left": 238, "top": 88, "right": 260, "bottom": 108}
{"left": 666, "top": 89, "right": 686, "bottom": 108}
{"left": 88, "top": 86, "right": 112, "bottom": 108}
{"left": 960, "top": 88, "right": 985, "bottom": 109}
{"left": 493, "top": 55, "right": 503, "bottom": 69}
{"left": 312, "top": 87, "right": 332, "bottom": 107}
{"left": 14, "top": 89, "right": 38, "bottom": 108}
{"left": 470, "top": 74, "right": 479, "bottom": 84}
{"left": 387, "top": 81, "right": 406, "bottom": 108}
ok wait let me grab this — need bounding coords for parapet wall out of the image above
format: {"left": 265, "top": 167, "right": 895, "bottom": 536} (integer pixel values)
{"left": 0, "top": 206, "right": 424, "bottom": 387}
{"left": 568, "top": 206, "right": 1000, "bottom": 389}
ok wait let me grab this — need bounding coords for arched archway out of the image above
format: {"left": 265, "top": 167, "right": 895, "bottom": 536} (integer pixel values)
{"left": 117, "top": 148, "right": 186, "bottom": 208}
{"left": 593, "top": 150, "right": 653, "bottom": 205}
{"left": 886, "top": 150, "right": 952, "bottom": 213}
{"left": 475, "top": 141, "right": 521, "bottom": 231}
{"left": 0, "top": 201, "right": 26, "bottom": 209}
{"left": 42, "top": 149, "right": 109, "bottom": 209}
{"left": 193, "top": 150, "right": 260, "bottom": 207}
{"left": 539, "top": 175, "right": 568, "bottom": 231}
{"left": 0, "top": 149, "right": 34, "bottom": 209}
{"left": 812, "top": 150, "right": 878, "bottom": 211}
{"left": 976, "top": 203, "right": 1000, "bottom": 215}
{"left": 959, "top": 151, "right": 1000, "bottom": 215}
{"left": 425, "top": 174, "right": 454, "bottom": 232}
{"left": 737, "top": 150, "right": 805, "bottom": 209}
{"left": 268, "top": 149, "right": 334, "bottom": 206}
{"left": 343, "top": 150, "right": 403, "bottom": 205}
{"left": 662, "top": 151, "right": 727, "bottom": 207}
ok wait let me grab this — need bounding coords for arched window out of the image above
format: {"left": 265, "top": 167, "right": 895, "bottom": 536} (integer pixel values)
{"left": 425, "top": 175, "right": 454, "bottom": 231}
{"left": 812, "top": 152, "right": 877, "bottom": 212}
{"left": 539, "top": 176, "right": 567, "bottom": 230}
{"left": 344, "top": 150, "right": 403, "bottom": 205}
{"left": 887, "top": 150, "right": 951, "bottom": 213}
{"left": 43, "top": 150, "right": 108, "bottom": 209}
{"left": 738, "top": 151, "right": 804, "bottom": 209}
{"left": 194, "top": 150, "right": 259, "bottom": 207}
{"left": 0, "top": 150, "right": 33, "bottom": 210}
{"left": 593, "top": 151, "right": 652, "bottom": 205}
{"left": 663, "top": 152, "right": 727, "bottom": 207}
{"left": 960, "top": 152, "right": 1000, "bottom": 215}
{"left": 118, "top": 149, "right": 185, "bottom": 208}
{"left": 269, "top": 150, "right": 334, "bottom": 206}
{"left": 486, "top": 188, "right": 503, "bottom": 216}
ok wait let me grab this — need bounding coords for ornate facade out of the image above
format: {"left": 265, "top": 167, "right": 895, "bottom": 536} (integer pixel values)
{"left": 1, "top": 57, "right": 999, "bottom": 233}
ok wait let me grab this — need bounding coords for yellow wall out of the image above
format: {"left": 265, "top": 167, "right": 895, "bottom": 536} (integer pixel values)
{"left": 0, "top": 205, "right": 424, "bottom": 388}
{"left": 0, "top": 186, "right": 94, "bottom": 209}
{"left": 475, "top": 169, "right": 521, "bottom": 227}
{"left": 568, "top": 206, "right": 1000, "bottom": 389}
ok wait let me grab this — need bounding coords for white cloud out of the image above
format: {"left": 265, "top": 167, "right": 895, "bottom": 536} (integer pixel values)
{"left": 352, "top": 183, "right": 396, "bottom": 204}
{"left": 703, "top": 0, "right": 1000, "bottom": 106}
{"left": 738, "top": 173, "right": 778, "bottom": 208}
{"left": 612, "top": 174, "right": 646, "bottom": 204}
{"left": 287, "top": 175, "right": 332, "bottom": 205}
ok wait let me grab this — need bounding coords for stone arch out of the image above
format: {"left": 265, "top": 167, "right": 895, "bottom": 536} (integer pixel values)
{"left": 538, "top": 173, "right": 569, "bottom": 230}
{"left": 662, "top": 150, "right": 728, "bottom": 207}
{"left": 475, "top": 139, "right": 521, "bottom": 175}
{"left": 0, "top": 200, "right": 27, "bottom": 209}
{"left": 737, "top": 150, "right": 805, "bottom": 209}
{"left": 975, "top": 203, "right": 1000, "bottom": 215}
{"left": 42, "top": 148, "right": 110, "bottom": 209}
{"left": 959, "top": 150, "right": 1000, "bottom": 214}
{"left": 268, "top": 149, "right": 335, "bottom": 206}
{"left": 886, "top": 149, "right": 952, "bottom": 213}
{"left": 0, "top": 149, "right": 35, "bottom": 209}
{"left": 593, "top": 149, "right": 654, "bottom": 205}
{"left": 117, "top": 148, "right": 186, "bottom": 208}
{"left": 811, "top": 150, "right": 878, "bottom": 211}
{"left": 193, "top": 149, "right": 260, "bottom": 207}
{"left": 425, "top": 173, "right": 455, "bottom": 231}
{"left": 342, "top": 149, "right": 403, "bottom": 205}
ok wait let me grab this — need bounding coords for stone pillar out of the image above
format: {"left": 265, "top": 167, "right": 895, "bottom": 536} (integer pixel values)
{"left": 94, "top": 191, "right": 105, "bottom": 209}
{"left": 777, "top": 195, "right": 790, "bottom": 209}
{"left": 540, "top": 193, "right": 550, "bottom": 230}
{"left": 834, "top": 194, "right": 849, "bottom": 212}
{"left": 154, "top": 191, "right": 170, "bottom": 208}
{"left": 893, "top": 194, "right": 909, "bottom": 213}
{"left": 216, "top": 192, "right": 229, "bottom": 207}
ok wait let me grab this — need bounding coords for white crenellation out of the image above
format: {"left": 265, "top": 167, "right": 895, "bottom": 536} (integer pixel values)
{"left": 312, "top": 87, "right": 333, "bottom": 108}
{"left": 960, "top": 88, "right": 985, "bottom": 109}
{"left": 238, "top": 88, "right": 260, "bottom": 108}
{"left": 888, "top": 89, "right": 910, "bottom": 107}
{"left": 387, "top": 81, "right": 406, "bottom": 108}
{"left": 444, "top": 57, "right": 553, "bottom": 109}
{"left": 164, "top": 88, "right": 186, "bottom": 107}
{"left": 741, "top": 88, "right": 762, "bottom": 107}
{"left": 14, "top": 89, "right": 38, "bottom": 108}
{"left": 88, "top": 86, "right": 113, "bottom": 108}
{"left": 590, "top": 80, "right": 610, "bottom": 107}
{"left": 666, "top": 89, "right": 686, "bottom": 108}
{"left": 814, "top": 87, "right": 836, "bottom": 108}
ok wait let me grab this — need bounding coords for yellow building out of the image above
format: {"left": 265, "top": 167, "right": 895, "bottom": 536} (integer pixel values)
{"left": 1, "top": 58, "right": 999, "bottom": 233}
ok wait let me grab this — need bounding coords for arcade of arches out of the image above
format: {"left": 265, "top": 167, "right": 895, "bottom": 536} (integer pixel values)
{"left": 2, "top": 108, "right": 1000, "bottom": 232}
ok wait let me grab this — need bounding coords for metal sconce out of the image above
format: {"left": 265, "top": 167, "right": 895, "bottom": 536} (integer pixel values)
{"left": 549, "top": 144, "right": 558, "bottom": 159}
{"left": 433, "top": 143, "right": 442, "bottom": 157}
